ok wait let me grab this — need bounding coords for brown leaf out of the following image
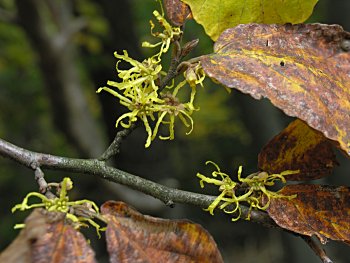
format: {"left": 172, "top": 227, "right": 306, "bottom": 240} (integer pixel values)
{"left": 266, "top": 184, "right": 350, "bottom": 244}
{"left": 200, "top": 23, "right": 350, "bottom": 157}
{"left": 0, "top": 209, "right": 47, "bottom": 263}
{"left": 164, "top": 0, "right": 192, "bottom": 26}
{"left": 258, "top": 119, "right": 338, "bottom": 180}
{"left": 101, "top": 201, "right": 223, "bottom": 263}
{"left": 0, "top": 209, "right": 97, "bottom": 263}
{"left": 32, "top": 213, "right": 97, "bottom": 263}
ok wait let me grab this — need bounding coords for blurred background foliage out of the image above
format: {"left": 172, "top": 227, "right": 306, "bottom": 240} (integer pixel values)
{"left": 0, "top": 0, "right": 349, "bottom": 262}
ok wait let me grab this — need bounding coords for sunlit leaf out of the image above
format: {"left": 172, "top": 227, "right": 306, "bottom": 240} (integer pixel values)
{"left": 101, "top": 201, "right": 223, "bottom": 263}
{"left": 266, "top": 184, "right": 350, "bottom": 244}
{"left": 164, "top": 0, "right": 191, "bottom": 26}
{"left": 181, "top": 0, "right": 318, "bottom": 40}
{"left": 258, "top": 119, "right": 338, "bottom": 181}
{"left": 0, "top": 209, "right": 96, "bottom": 263}
{"left": 201, "top": 23, "right": 350, "bottom": 156}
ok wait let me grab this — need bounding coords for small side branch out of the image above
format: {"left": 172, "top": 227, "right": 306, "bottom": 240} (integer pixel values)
{"left": 301, "top": 236, "right": 333, "bottom": 263}
{"left": 158, "top": 39, "right": 199, "bottom": 91}
{"left": 158, "top": 41, "right": 182, "bottom": 91}
{"left": 98, "top": 123, "right": 138, "bottom": 161}
{"left": 33, "top": 167, "right": 48, "bottom": 193}
{"left": 33, "top": 166, "right": 56, "bottom": 199}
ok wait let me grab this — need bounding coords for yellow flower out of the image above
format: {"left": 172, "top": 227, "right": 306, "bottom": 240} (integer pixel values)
{"left": 97, "top": 9, "right": 203, "bottom": 148}
{"left": 12, "top": 177, "right": 105, "bottom": 237}
{"left": 197, "top": 161, "right": 298, "bottom": 221}
{"left": 142, "top": 10, "right": 182, "bottom": 62}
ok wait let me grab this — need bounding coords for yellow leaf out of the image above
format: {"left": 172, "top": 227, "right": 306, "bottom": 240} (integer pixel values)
{"left": 182, "top": 0, "right": 318, "bottom": 40}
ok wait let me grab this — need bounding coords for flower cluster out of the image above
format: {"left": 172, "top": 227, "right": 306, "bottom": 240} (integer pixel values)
{"left": 97, "top": 10, "right": 204, "bottom": 147}
{"left": 197, "top": 161, "right": 298, "bottom": 221}
{"left": 12, "top": 177, "right": 105, "bottom": 237}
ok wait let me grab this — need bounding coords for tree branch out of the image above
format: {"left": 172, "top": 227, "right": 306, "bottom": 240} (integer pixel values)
{"left": 158, "top": 39, "right": 199, "bottom": 92}
{"left": 301, "top": 236, "right": 333, "bottom": 263}
{"left": 98, "top": 123, "right": 139, "bottom": 161}
{"left": 0, "top": 137, "right": 276, "bottom": 228}
{"left": 0, "top": 138, "right": 335, "bottom": 261}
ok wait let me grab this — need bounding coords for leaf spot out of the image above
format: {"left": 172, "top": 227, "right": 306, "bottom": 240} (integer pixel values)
{"left": 29, "top": 237, "right": 38, "bottom": 245}
{"left": 341, "top": 39, "right": 350, "bottom": 52}
{"left": 280, "top": 61, "right": 285, "bottom": 67}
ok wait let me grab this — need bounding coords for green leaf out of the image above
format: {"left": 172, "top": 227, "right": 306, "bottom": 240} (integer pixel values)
{"left": 182, "top": 0, "right": 319, "bottom": 40}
